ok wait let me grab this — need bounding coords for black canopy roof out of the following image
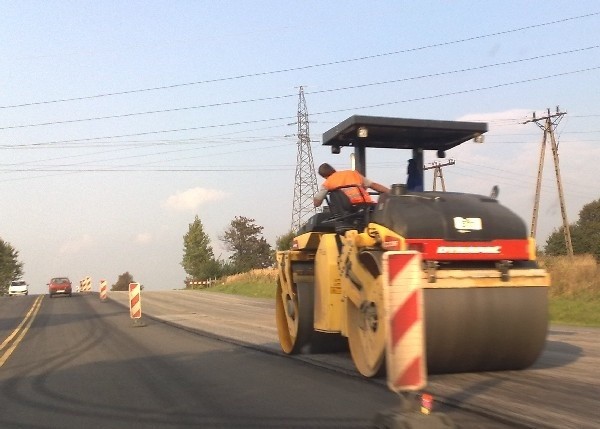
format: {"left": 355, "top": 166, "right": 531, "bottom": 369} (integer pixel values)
{"left": 322, "top": 115, "right": 487, "bottom": 151}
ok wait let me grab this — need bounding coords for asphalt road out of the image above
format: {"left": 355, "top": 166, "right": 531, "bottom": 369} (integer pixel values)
{"left": 107, "top": 289, "right": 600, "bottom": 429}
{"left": 1, "top": 292, "right": 598, "bottom": 428}
{"left": 0, "top": 294, "right": 410, "bottom": 429}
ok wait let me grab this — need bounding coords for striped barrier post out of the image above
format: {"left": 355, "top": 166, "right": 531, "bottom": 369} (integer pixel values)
{"left": 80, "top": 276, "right": 92, "bottom": 292}
{"left": 99, "top": 279, "right": 108, "bottom": 301}
{"left": 382, "top": 251, "right": 426, "bottom": 392}
{"left": 128, "top": 282, "right": 145, "bottom": 327}
{"left": 376, "top": 252, "right": 453, "bottom": 429}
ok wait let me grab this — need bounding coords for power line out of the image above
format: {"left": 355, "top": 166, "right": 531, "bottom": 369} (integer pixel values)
{"left": 316, "top": 66, "right": 600, "bottom": 116}
{"left": 1, "top": 11, "right": 597, "bottom": 110}
{"left": 5, "top": 65, "right": 599, "bottom": 149}
{"left": 3, "top": 45, "right": 596, "bottom": 131}
{"left": 4, "top": 116, "right": 296, "bottom": 147}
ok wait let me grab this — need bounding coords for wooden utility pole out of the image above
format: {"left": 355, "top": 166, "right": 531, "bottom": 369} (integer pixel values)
{"left": 523, "top": 107, "right": 573, "bottom": 256}
{"left": 424, "top": 159, "right": 455, "bottom": 191}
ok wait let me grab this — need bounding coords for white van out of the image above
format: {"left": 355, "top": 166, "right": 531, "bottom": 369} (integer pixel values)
{"left": 9, "top": 280, "right": 29, "bottom": 296}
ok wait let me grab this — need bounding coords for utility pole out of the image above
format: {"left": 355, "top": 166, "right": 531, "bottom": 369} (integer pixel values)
{"left": 423, "top": 159, "right": 455, "bottom": 191}
{"left": 523, "top": 106, "right": 573, "bottom": 256}
{"left": 291, "top": 86, "right": 318, "bottom": 232}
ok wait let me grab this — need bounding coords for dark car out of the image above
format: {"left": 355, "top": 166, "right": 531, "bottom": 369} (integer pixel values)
{"left": 48, "top": 277, "right": 72, "bottom": 298}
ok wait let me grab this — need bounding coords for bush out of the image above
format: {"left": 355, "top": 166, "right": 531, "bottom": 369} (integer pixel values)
{"left": 539, "top": 254, "right": 600, "bottom": 298}
{"left": 221, "top": 268, "right": 277, "bottom": 284}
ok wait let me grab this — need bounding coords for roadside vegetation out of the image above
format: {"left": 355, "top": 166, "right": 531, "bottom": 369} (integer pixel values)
{"left": 538, "top": 197, "right": 600, "bottom": 326}
{"left": 186, "top": 198, "right": 600, "bottom": 327}
{"left": 194, "top": 255, "right": 600, "bottom": 327}
{"left": 110, "top": 271, "right": 138, "bottom": 291}
{"left": 0, "top": 237, "right": 24, "bottom": 296}
{"left": 539, "top": 255, "right": 600, "bottom": 326}
{"left": 204, "top": 268, "right": 278, "bottom": 298}
{"left": 181, "top": 215, "right": 274, "bottom": 284}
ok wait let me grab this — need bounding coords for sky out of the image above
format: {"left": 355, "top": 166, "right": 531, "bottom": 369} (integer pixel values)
{"left": 1, "top": 2, "right": 599, "bottom": 294}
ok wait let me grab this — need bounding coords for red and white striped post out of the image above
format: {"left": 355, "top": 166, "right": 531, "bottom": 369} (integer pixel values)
{"left": 382, "top": 251, "right": 426, "bottom": 392}
{"left": 99, "top": 279, "right": 108, "bottom": 301}
{"left": 376, "top": 252, "right": 452, "bottom": 429}
{"left": 128, "top": 282, "right": 143, "bottom": 325}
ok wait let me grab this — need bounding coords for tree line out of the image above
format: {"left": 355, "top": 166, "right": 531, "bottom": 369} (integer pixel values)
{"left": 181, "top": 215, "right": 293, "bottom": 282}
{"left": 543, "top": 198, "right": 600, "bottom": 259}
{"left": 6, "top": 197, "right": 596, "bottom": 293}
{"left": 0, "top": 238, "right": 23, "bottom": 295}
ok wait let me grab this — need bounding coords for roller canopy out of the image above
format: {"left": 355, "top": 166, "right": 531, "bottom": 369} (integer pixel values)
{"left": 322, "top": 115, "right": 487, "bottom": 151}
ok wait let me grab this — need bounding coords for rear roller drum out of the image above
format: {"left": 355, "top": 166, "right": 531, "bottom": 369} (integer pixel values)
{"left": 424, "top": 286, "right": 548, "bottom": 373}
{"left": 275, "top": 280, "right": 314, "bottom": 354}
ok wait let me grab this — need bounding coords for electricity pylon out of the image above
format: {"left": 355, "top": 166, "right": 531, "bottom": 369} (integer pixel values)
{"left": 523, "top": 106, "right": 573, "bottom": 256}
{"left": 291, "top": 86, "right": 318, "bottom": 231}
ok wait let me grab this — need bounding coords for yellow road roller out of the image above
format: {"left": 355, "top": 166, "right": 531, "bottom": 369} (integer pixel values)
{"left": 276, "top": 115, "right": 550, "bottom": 377}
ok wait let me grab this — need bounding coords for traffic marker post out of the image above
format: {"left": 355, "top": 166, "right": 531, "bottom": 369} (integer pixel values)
{"left": 383, "top": 251, "right": 426, "bottom": 392}
{"left": 128, "top": 282, "right": 145, "bottom": 327}
{"left": 373, "top": 251, "right": 455, "bottom": 428}
{"left": 80, "top": 276, "right": 92, "bottom": 292}
{"left": 99, "top": 279, "right": 108, "bottom": 302}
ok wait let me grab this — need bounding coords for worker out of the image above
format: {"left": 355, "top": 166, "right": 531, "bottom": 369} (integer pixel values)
{"left": 406, "top": 158, "right": 424, "bottom": 191}
{"left": 313, "top": 163, "right": 390, "bottom": 207}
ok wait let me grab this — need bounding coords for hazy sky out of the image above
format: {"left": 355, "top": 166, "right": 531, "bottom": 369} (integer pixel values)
{"left": 1, "top": 2, "right": 599, "bottom": 294}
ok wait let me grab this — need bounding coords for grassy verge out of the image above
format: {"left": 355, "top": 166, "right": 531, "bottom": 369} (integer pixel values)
{"left": 549, "top": 295, "right": 600, "bottom": 326}
{"left": 195, "top": 256, "right": 600, "bottom": 327}
{"left": 206, "top": 280, "right": 276, "bottom": 298}
{"left": 194, "top": 268, "right": 278, "bottom": 299}
{"left": 540, "top": 254, "right": 600, "bottom": 327}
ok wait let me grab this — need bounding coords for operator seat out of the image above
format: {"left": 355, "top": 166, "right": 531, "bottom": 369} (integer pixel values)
{"left": 326, "top": 185, "right": 374, "bottom": 233}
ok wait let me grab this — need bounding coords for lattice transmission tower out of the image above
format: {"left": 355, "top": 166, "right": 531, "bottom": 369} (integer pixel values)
{"left": 291, "top": 86, "right": 318, "bottom": 231}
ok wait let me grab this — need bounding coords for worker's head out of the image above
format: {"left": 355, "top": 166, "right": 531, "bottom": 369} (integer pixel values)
{"left": 318, "top": 163, "right": 336, "bottom": 178}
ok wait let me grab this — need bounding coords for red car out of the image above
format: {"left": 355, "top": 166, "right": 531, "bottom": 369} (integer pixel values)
{"left": 48, "top": 277, "right": 73, "bottom": 298}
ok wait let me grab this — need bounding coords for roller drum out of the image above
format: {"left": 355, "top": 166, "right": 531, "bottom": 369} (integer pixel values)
{"left": 424, "top": 286, "right": 548, "bottom": 374}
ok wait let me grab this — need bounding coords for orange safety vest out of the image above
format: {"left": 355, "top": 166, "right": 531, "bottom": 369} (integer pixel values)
{"left": 323, "top": 170, "right": 373, "bottom": 204}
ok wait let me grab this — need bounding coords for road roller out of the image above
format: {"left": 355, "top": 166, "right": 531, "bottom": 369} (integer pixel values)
{"left": 276, "top": 115, "right": 550, "bottom": 377}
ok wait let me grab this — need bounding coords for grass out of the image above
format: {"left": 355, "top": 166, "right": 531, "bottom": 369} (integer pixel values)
{"left": 194, "top": 256, "right": 600, "bottom": 327}
{"left": 538, "top": 254, "right": 600, "bottom": 327}
{"left": 206, "top": 279, "right": 276, "bottom": 298}
{"left": 191, "top": 268, "right": 277, "bottom": 299}
{"left": 549, "top": 295, "right": 600, "bottom": 326}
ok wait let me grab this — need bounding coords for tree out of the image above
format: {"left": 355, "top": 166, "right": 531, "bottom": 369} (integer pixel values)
{"left": 276, "top": 230, "right": 295, "bottom": 251}
{"left": 111, "top": 272, "right": 135, "bottom": 291}
{"left": 545, "top": 198, "right": 600, "bottom": 260}
{"left": 0, "top": 238, "right": 24, "bottom": 295}
{"left": 221, "top": 216, "right": 274, "bottom": 273}
{"left": 181, "top": 215, "right": 222, "bottom": 280}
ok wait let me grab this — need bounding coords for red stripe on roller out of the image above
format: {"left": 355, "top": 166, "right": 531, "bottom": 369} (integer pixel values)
{"left": 394, "top": 356, "right": 423, "bottom": 388}
{"left": 388, "top": 253, "right": 414, "bottom": 283}
{"left": 391, "top": 291, "right": 419, "bottom": 347}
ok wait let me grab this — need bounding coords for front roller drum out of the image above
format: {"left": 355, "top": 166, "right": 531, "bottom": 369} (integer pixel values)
{"left": 424, "top": 286, "right": 548, "bottom": 374}
{"left": 346, "top": 284, "right": 387, "bottom": 378}
{"left": 275, "top": 280, "right": 314, "bottom": 354}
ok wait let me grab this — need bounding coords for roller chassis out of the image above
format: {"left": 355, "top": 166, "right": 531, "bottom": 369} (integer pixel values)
{"left": 276, "top": 116, "right": 550, "bottom": 378}
{"left": 277, "top": 218, "right": 549, "bottom": 377}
